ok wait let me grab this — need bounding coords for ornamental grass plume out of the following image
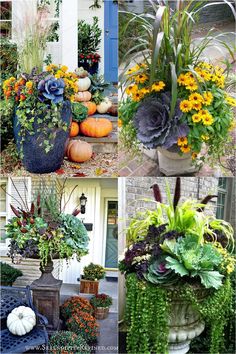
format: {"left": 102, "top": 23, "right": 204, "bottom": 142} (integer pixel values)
{"left": 13, "top": 2, "right": 52, "bottom": 73}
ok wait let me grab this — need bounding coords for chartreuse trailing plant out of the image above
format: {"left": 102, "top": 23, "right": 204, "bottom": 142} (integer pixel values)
{"left": 119, "top": 0, "right": 236, "bottom": 163}
{"left": 120, "top": 178, "right": 235, "bottom": 354}
{"left": 4, "top": 178, "right": 89, "bottom": 267}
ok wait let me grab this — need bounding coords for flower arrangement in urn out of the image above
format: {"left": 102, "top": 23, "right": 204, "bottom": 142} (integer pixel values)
{"left": 5, "top": 179, "right": 89, "bottom": 271}
{"left": 90, "top": 293, "right": 112, "bottom": 320}
{"left": 80, "top": 263, "right": 106, "bottom": 295}
{"left": 119, "top": 178, "right": 235, "bottom": 354}
{"left": 119, "top": 0, "right": 236, "bottom": 175}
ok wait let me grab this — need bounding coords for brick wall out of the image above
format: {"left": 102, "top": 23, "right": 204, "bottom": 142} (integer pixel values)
{"left": 125, "top": 177, "right": 219, "bottom": 220}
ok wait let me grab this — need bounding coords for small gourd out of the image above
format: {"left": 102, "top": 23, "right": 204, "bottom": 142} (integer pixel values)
{"left": 76, "top": 67, "right": 91, "bottom": 92}
{"left": 96, "top": 97, "right": 112, "bottom": 114}
{"left": 74, "top": 91, "right": 92, "bottom": 102}
{"left": 7, "top": 306, "right": 36, "bottom": 336}
{"left": 82, "top": 101, "right": 97, "bottom": 116}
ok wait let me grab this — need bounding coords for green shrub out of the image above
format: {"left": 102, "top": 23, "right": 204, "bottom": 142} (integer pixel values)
{"left": 0, "top": 262, "right": 23, "bottom": 286}
{"left": 0, "top": 100, "right": 14, "bottom": 151}
{"left": 83, "top": 263, "right": 105, "bottom": 281}
{"left": 0, "top": 37, "right": 18, "bottom": 82}
{"left": 71, "top": 102, "right": 88, "bottom": 123}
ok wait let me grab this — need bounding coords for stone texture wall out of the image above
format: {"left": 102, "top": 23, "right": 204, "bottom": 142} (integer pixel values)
{"left": 125, "top": 177, "right": 219, "bottom": 220}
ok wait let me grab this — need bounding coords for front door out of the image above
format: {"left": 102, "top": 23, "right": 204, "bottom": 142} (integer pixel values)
{"left": 105, "top": 200, "right": 118, "bottom": 269}
{"left": 104, "top": 0, "right": 118, "bottom": 83}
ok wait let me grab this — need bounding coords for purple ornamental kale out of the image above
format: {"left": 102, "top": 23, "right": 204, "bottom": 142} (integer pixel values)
{"left": 38, "top": 75, "right": 65, "bottom": 104}
{"left": 134, "top": 92, "right": 189, "bottom": 149}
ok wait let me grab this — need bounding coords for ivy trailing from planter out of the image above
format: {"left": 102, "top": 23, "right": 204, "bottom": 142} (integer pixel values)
{"left": 125, "top": 273, "right": 233, "bottom": 354}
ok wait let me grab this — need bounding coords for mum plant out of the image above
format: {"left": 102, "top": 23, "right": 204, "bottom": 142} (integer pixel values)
{"left": 90, "top": 294, "right": 112, "bottom": 308}
{"left": 66, "top": 311, "right": 99, "bottom": 343}
{"left": 83, "top": 263, "right": 106, "bottom": 281}
{"left": 119, "top": 0, "right": 236, "bottom": 165}
{"left": 49, "top": 330, "right": 90, "bottom": 354}
{"left": 61, "top": 296, "right": 93, "bottom": 320}
{"left": 119, "top": 178, "right": 235, "bottom": 354}
{"left": 5, "top": 179, "right": 89, "bottom": 267}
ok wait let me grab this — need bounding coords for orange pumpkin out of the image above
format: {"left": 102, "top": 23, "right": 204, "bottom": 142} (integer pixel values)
{"left": 74, "top": 91, "right": 92, "bottom": 102}
{"left": 82, "top": 101, "right": 97, "bottom": 116}
{"left": 67, "top": 140, "right": 93, "bottom": 163}
{"left": 70, "top": 121, "right": 79, "bottom": 137}
{"left": 80, "top": 118, "right": 113, "bottom": 138}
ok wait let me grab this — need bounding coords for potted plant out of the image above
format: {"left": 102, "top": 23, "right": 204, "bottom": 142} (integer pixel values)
{"left": 5, "top": 179, "right": 90, "bottom": 287}
{"left": 90, "top": 293, "right": 112, "bottom": 320}
{"left": 3, "top": 64, "right": 80, "bottom": 173}
{"left": 0, "top": 262, "right": 23, "bottom": 286}
{"left": 77, "top": 17, "right": 102, "bottom": 75}
{"left": 80, "top": 263, "right": 106, "bottom": 295}
{"left": 119, "top": 178, "right": 235, "bottom": 354}
{"left": 119, "top": 0, "right": 236, "bottom": 175}
{"left": 49, "top": 330, "right": 90, "bottom": 354}
{"left": 61, "top": 296, "right": 93, "bottom": 320}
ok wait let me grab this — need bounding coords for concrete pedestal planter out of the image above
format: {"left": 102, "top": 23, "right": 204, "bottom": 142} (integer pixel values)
{"left": 93, "top": 307, "right": 109, "bottom": 320}
{"left": 168, "top": 288, "right": 208, "bottom": 354}
{"left": 158, "top": 147, "right": 199, "bottom": 176}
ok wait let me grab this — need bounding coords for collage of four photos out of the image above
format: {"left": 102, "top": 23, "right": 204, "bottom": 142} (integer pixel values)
{"left": 0, "top": 0, "right": 236, "bottom": 354}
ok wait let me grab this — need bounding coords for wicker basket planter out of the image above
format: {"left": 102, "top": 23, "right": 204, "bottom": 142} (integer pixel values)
{"left": 93, "top": 307, "right": 109, "bottom": 320}
{"left": 80, "top": 278, "right": 99, "bottom": 295}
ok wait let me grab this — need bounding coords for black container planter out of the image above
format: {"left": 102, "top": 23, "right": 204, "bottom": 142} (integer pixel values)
{"left": 13, "top": 100, "right": 71, "bottom": 174}
{"left": 78, "top": 60, "right": 99, "bottom": 75}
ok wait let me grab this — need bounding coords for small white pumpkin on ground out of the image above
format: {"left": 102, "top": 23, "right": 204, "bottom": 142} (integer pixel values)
{"left": 7, "top": 306, "right": 36, "bottom": 336}
{"left": 96, "top": 97, "right": 113, "bottom": 114}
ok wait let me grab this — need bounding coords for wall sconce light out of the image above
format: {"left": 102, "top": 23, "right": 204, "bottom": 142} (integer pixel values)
{"left": 79, "top": 193, "right": 87, "bottom": 214}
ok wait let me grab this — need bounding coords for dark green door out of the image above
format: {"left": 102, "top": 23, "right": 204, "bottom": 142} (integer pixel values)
{"left": 105, "top": 201, "right": 118, "bottom": 268}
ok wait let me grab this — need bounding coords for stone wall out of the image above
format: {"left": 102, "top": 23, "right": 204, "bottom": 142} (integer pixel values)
{"left": 125, "top": 177, "right": 219, "bottom": 220}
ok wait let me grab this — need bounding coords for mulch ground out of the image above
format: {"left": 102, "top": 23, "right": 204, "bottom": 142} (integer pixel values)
{"left": 0, "top": 151, "right": 119, "bottom": 178}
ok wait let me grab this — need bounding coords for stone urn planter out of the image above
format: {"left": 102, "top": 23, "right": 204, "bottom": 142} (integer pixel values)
{"left": 93, "top": 307, "right": 109, "bottom": 320}
{"left": 13, "top": 101, "right": 71, "bottom": 174}
{"left": 167, "top": 287, "right": 209, "bottom": 354}
{"left": 158, "top": 147, "right": 199, "bottom": 176}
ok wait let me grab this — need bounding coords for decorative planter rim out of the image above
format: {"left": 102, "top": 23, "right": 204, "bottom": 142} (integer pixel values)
{"left": 94, "top": 306, "right": 110, "bottom": 309}
{"left": 158, "top": 147, "right": 191, "bottom": 160}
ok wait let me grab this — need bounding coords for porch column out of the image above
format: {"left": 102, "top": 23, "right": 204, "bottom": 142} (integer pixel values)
{"left": 60, "top": 0, "right": 78, "bottom": 70}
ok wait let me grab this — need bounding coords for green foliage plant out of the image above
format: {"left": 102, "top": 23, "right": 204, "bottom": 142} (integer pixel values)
{"left": 71, "top": 102, "right": 88, "bottom": 123}
{"left": 83, "top": 263, "right": 105, "bottom": 281}
{"left": 0, "top": 262, "right": 23, "bottom": 286}
{"left": 49, "top": 330, "right": 90, "bottom": 354}
{"left": 90, "top": 293, "right": 112, "bottom": 308}
{"left": 78, "top": 17, "right": 102, "bottom": 57}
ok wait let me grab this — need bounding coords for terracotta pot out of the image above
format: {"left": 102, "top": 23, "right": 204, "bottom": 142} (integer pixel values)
{"left": 80, "top": 278, "right": 99, "bottom": 295}
{"left": 158, "top": 147, "right": 199, "bottom": 176}
{"left": 93, "top": 307, "right": 109, "bottom": 320}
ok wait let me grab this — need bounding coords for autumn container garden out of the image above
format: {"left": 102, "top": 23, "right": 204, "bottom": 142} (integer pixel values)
{"left": 119, "top": 0, "right": 236, "bottom": 175}
{"left": 119, "top": 178, "right": 235, "bottom": 354}
{"left": 80, "top": 263, "right": 106, "bottom": 295}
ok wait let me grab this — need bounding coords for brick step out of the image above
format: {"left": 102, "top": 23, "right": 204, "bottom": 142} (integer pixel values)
{"left": 71, "top": 132, "right": 118, "bottom": 154}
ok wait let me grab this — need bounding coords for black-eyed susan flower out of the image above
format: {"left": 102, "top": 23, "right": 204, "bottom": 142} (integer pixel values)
{"left": 191, "top": 152, "right": 198, "bottom": 160}
{"left": 203, "top": 91, "right": 213, "bottom": 106}
{"left": 189, "top": 92, "right": 204, "bottom": 103}
{"left": 134, "top": 74, "right": 148, "bottom": 84}
{"left": 180, "top": 144, "right": 191, "bottom": 153}
{"left": 177, "top": 136, "right": 188, "bottom": 146}
{"left": 126, "top": 84, "right": 138, "bottom": 95}
{"left": 192, "top": 113, "right": 202, "bottom": 123}
{"left": 226, "top": 96, "right": 236, "bottom": 107}
{"left": 192, "top": 101, "right": 202, "bottom": 111}
{"left": 185, "top": 80, "right": 198, "bottom": 91}
{"left": 151, "top": 81, "right": 166, "bottom": 92}
{"left": 202, "top": 114, "right": 214, "bottom": 126}
{"left": 180, "top": 100, "right": 193, "bottom": 113}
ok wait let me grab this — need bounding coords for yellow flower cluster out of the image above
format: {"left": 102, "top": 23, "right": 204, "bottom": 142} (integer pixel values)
{"left": 125, "top": 81, "right": 165, "bottom": 102}
{"left": 125, "top": 63, "right": 147, "bottom": 76}
{"left": 180, "top": 91, "right": 214, "bottom": 126}
{"left": 3, "top": 76, "right": 16, "bottom": 89}
{"left": 226, "top": 95, "right": 236, "bottom": 107}
{"left": 177, "top": 136, "right": 191, "bottom": 153}
{"left": 213, "top": 241, "right": 235, "bottom": 274}
{"left": 177, "top": 62, "right": 226, "bottom": 90}
{"left": 151, "top": 81, "right": 165, "bottom": 92}
{"left": 46, "top": 64, "right": 78, "bottom": 95}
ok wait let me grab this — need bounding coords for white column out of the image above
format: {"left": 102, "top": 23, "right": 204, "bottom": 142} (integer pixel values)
{"left": 60, "top": 0, "right": 78, "bottom": 70}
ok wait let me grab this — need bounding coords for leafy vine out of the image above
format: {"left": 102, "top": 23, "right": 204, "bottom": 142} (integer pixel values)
{"left": 125, "top": 273, "right": 233, "bottom": 354}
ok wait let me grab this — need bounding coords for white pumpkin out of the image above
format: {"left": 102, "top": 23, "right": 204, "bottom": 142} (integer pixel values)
{"left": 7, "top": 306, "right": 36, "bottom": 336}
{"left": 77, "top": 77, "right": 91, "bottom": 92}
{"left": 96, "top": 97, "right": 113, "bottom": 114}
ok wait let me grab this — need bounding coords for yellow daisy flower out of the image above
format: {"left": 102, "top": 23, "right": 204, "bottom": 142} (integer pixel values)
{"left": 177, "top": 136, "right": 188, "bottom": 146}
{"left": 180, "top": 145, "right": 191, "bottom": 153}
{"left": 139, "top": 87, "right": 150, "bottom": 96}
{"left": 203, "top": 91, "right": 213, "bottom": 106}
{"left": 177, "top": 74, "right": 188, "bottom": 86}
{"left": 61, "top": 65, "right": 68, "bottom": 72}
{"left": 192, "top": 152, "right": 198, "bottom": 160}
{"left": 192, "top": 113, "right": 202, "bottom": 123}
{"left": 180, "top": 100, "right": 193, "bottom": 113}
{"left": 192, "top": 101, "right": 202, "bottom": 111}
{"left": 26, "top": 81, "right": 33, "bottom": 89}
{"left": 132, "top": 92, "right": 143, "bottom": 102}
{"left": 202, "top": 115, "right": 214, "bottom": 126}
{"left": 185, "top": 80, "right": 198, "bottom": 91}
{"left": 151, "top": 81, "right": 166, "bottom": 92}
{"left": 134, "top": 74, "right": 148, "bottom": 84}
{"left": 126, "top": 84, "right": 138, "bottom": 95}
{"left": 189, "top": 92, "right": 204, "bottom": 103}
{"left": 198, "top": 109, "right": 210, "bottom": 119}
{"left": 201, "top": 135, "right": 210, "bottom": 141}
{"left": 226, "top": 96, "right": 236, "bottom": 107}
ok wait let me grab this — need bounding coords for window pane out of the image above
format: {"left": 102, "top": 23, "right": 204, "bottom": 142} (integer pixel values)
{"left": 0, "top": 216, "right": 6, "bottom": 243}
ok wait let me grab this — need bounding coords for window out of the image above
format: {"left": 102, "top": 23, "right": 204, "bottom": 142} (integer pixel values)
{"left": 216, "top": 178, "right": 227, "bottom": 219}
{"left": 0, "top": 0, "right": 12, "bottom": 38}
{"left": 0, "top": 179, "right": 7, "bottom": 244}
